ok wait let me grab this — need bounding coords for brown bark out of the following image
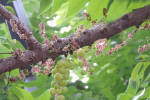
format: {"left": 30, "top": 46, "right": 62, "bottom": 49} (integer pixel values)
{"left": 0, "top": 3, "right": 150, "bottom": 74}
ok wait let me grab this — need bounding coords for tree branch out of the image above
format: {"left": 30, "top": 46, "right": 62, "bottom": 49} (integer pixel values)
{"left": 0, "top": 3, "right": 150, "bottom": 74}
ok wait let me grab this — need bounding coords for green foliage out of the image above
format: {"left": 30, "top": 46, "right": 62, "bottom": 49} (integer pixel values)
{"left": 5, "top": 6, "right": 16, "bottom": 16}
{"left": 35, "top": 89, "right": 50, "bottom": 100}
{"left": 7, "top": 0, "right": 16, "bottom": 4}
{"left": 38, "top": 0, "right": 53, "bottom": 17}
{"left": 1, "top": 0, "right": 150, "bottom": 100}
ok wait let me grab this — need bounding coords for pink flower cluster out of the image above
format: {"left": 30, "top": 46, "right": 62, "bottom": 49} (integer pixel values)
{"left": 106, "top": 29, "right": 137, "bottom": 55}
{"left": 39, "top": 22, "right": 50, "bottom": 46}
{"left": 9, "top": 77, "right": 16, "bottom": 82}
{"left": 138, "top": 45, "right": 148, "bottom": 53}
{"left": 37, "top": 59, "right": 55, "bottom": 76}
{"left": 31, "top": 65, "right": 41, "bottom": 75}
{"left": 20, "top": 70, "right": 25, "bottom": 80}
{"left": 11, "top": 48, "right": 25, "bottom": 61}
{"left": 95, "top": 39, "right": 107, "bottom": 56}
{"left": 80, "top": 57, "right": 94, "bottom": 74}
{"left": 62, "top": 45, "right": 69, "bottom": 52}
{"left": 10, "top": 19, "right": 27, "bottom": 40}
{"left": 82, "top": 12, "right": 91, "bottom": 21}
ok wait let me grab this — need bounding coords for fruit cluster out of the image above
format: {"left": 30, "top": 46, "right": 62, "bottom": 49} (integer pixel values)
{"left": 49, "top": 48, "right": 95, "bottom": 100}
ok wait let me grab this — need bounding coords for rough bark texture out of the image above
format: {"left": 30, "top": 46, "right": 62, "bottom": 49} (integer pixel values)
{"left": 0, "top": 4, "right": 150, "bottom": 74}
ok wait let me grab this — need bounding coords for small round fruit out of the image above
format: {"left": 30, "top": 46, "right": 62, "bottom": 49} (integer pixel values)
{"left": 54, "top": 84, "right": 60, "bottom": 89}
{"left": 73, "top": 51, "right": 77, "bottom": 58}
{"left": 77, "top": 48, "right": 85, "bottom": 58}
{"left": 57, "top": 95, "right": 65, "bottom": 100}
{"left": 62, "top": 87, "right": 68, "bottom": 93}
{"left": 78, "top": 60, "right": 84, "bottom": 67}
{"left": 52, "top": 68, "right": 58, "bottom": 75}
{"left": 80, "top": 70, "right": 86, "bottom": 75}
{"left": 60, "top": 80, "right": 68, "bottom": 86}
{"left": 50, "top": 88, "right": 55, "bottom": 95}
{"left": 58, "top": 67, "right": 66, "bottom": 74}
{"left": 89, "top": 67, "right": 95, "bottom": 73}
{"left": 63, "top": 61, "right": 70, "bottom": 68}
{"left": 56, "top": 89, "right": 62, "bottom": 95}
{"left": 64, "top": 73, "right": 69, "bottom": 80}
{"left": 57, "top": 60, "right": 63, "bottom": 68}
{"left": 70, "top": 61, "right": 75, "bottom": 70}
{"left": 51, "top": 81, "right": 56, "bottom": 87}
{"left": 54, "top": 73, "right": 63, "bottom": 82}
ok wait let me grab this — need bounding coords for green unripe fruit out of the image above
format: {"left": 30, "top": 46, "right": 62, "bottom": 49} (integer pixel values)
{"left": 73, "top": 51, "right": 77, "bottom": 58}
{"left": 50, "top": 88, "right": 55, "bottom": 95}
{"left": 54, "top": 73, "right": 63, "bottom": 82}
{"left": 65, "top": 59, "right": 70, "bottom": 63}
{"left": 58, "top": 67, "right": 66, "bottom": 74}
{"left": 78, "top": 60, "right": 84, "bottom": 67}
{"left": 57, "top": 95, "right": 65, "bottom": 100}
{"left": 52, "top": 68, "right": 58, "bottom": 75}
{"left": 77, "top": 49, "right": 85, "bottom": 58}
{"left": 63, "top": 73, "right": 69, "bottom": 80}
{"left": 63, "top": 61, "right": 70, "bottom": 68}
{"left": 70, "top": 61, "right": 75, "bottom": 70}
{"left": 56, "top": 89, "right": 62, "bottom": 95}
{"left": 89, "top": 67, "right": 95, "bottom": 73}
{"left": 62, "top": 87, "right": 68, "bottom": 93}
{"left": 81, "top": 70, "right": 87, "bottom": 75}
{"left": 57, "top": 60, "right": 63, "bottom": 68}
{"left": 60, "top": 80, "right": 68, "bottom": 86}
{"left": 54, "top": 84, "right": 60, "bottom": 89}
{"left": 51, "top": 81, "right": 56, "bottom": 87}
{"left": 66, "top": 69, "right": 70, "bottom": 74}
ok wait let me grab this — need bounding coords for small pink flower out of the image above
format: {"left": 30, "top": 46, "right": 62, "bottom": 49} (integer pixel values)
{"left": 148, "top": 43, "right": 150, "bottom": 47}
{"left": 142, "top": 45, "right": 147, "bottom": 51}
{"left": 122, "top": 41, "right": 127, "bottom": 46}
{"left": 128, "top": 32, "right": 133, "bottom": 40}
{"left": 107, "top": 50, "right": 113, "bottom": 55}
{"left": 51, "top": 34, "right": 58, "bottom": 41}
{"left": 138, "top": 48, "right": 143, "bottom": 53}
{"left": 115, "top": 44, "right": 121, "bottom": 48}
{"left": 39, "top": 22, "right": 45, "bottom": 31}
{"left": 92, "top": 21, "right": 96, "bottom": 26}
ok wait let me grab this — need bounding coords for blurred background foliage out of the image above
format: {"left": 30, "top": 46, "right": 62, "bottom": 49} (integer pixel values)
{"left": 1, "top": 0, "right": 150, "bottom": 100}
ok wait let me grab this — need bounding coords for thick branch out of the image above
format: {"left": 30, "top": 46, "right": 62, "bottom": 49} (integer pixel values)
{"left": 0, "top": 4, "right": 150, "bottom": 74}
{"left": 0, "top": 4, "right": 42, "bottom": 50}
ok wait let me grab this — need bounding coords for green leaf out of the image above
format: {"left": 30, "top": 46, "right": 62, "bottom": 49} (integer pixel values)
{"left": 126, "top": 0, "right": 150, "bottom": 13}
{"left": 0, "top": 79, "right": 5, "bottom": 86}
{"left": 143, "top": 64, "right": 150, "bottom": 81}
{"left": 35, "top": 89, "right": 50, "bottom": 100}
{"left": 13, "top": 39, "right": 25, "bottom": 51}
{"left": 86, "top": 0, "right": 110, "bottom": 21}
{"left": 10, "top": 69, "right": 20, "bottom": 77}
{"left": 7, "top": 0, "right": 16, "bottom": 4}
{"left": 106, "top": 0, "right": 131, "bottom": 25}
{"left": 52, "top": 0, "right": 68, "bottom": 14}
{"left": 31, "top": 88, "right": 47, "bottom": 98}
{"left": 0, "top": 45, "right": 12, "bottom": 58}
{"left": 5, "top": 6, "right": 16, "bottom": 16}
{"left": 8, "top": 94, "right": 20, "bottom": 100}
{"left": 138, "top": 62, "right": 150, "bottom": 80}
{"left": 0, "top": 93, "right": 8, "bottom": 100}
{"left": 131, "top": 62, "right": 143, "bottom": 81}
{"left": 0, "top": 87, "right": 4, "bottom": 93}
{"left": 125, "top": 77, "right": 140, "bottom": 95}
{"left": 38, "top": 0, "right": 53, "bottom": 17}
{"left": 24, "top": 80, "right": 44, "bottom": 88}
{"left": 66, "top": 0, "right": 89, "bottom": 18}
{"left": 8, "top": 87, "right": 24, "bottom": 99}
{"left": 117, "top": 93, "right": 133, "bottom": 100}
{"left": 18, "top": 88, "right": 34, "bottom": 100}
